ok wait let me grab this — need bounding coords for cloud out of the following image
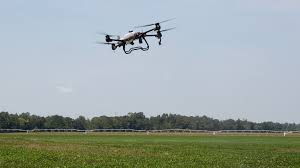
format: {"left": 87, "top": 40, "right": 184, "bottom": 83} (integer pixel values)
{"left": 56, "top": 86, "right": 73, "bottom": 93}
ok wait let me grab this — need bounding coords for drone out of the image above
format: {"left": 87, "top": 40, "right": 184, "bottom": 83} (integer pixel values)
{"left": 97, "top": 19, "right": 175, "bottom": 54}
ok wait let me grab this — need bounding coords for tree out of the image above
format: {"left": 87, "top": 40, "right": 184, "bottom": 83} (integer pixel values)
{"left": 45, "top": 115, "right": 66, "bottom": 129}
{"left": 74, "top": 116, "right": 88, "bottom": 130}
{"left": 0, "top": 112, "right": 11, "bottom": 129}
{"left": 127, "top": 112, "right": 147, "bottom": 130}
{"left": 0, "top": 112, "right": 299, "bottom": 131}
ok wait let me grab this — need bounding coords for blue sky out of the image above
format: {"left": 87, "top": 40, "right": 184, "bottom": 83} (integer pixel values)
{"left": 1, "top": 0, "right": 300, "bottom": 123}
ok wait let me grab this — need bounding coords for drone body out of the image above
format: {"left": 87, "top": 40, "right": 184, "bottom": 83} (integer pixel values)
{"left": 97, "top": 19, "right": 175, "bottom": 54}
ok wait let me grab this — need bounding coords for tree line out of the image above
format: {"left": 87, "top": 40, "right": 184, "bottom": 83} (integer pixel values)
{"left": 0, "top": 111, "right": 299, "bottom": 131}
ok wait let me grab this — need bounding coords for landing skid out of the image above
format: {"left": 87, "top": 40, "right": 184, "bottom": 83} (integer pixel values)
{"left": 123, "top": 36, "right": 149, "bottom": 54}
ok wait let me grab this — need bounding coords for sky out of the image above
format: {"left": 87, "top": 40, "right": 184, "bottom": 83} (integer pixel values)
{"left": 1, "top": 0, "right": 300, "bottom": 123}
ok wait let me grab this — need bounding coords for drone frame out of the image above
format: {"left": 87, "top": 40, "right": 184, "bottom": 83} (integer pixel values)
{"left": 100, "top": 19, "right": 174, "bottom": 54}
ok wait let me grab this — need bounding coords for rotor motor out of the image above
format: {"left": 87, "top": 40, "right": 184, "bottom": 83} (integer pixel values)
{"left": 105, "top": 35, "right": 112, "bottom": 42}
{"left": 155, "top": 23, "right": 161, "bottom": 31}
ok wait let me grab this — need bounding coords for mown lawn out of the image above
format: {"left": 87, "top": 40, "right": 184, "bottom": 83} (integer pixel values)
{"left": 0, "top": 133, "right": 299, "bottom": 167}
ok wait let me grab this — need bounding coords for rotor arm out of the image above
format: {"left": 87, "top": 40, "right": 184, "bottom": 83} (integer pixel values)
{"left": 109, "top": 39, "right": 124, "bottom": 42}
{"left": 144, "top": 33, "right": 162, "bottom": 45}
{"left": 144, "top": 34, "right": 157, "bottom": 37}
{"left": 141, "top": 28, "right": 157, "bottom": 36}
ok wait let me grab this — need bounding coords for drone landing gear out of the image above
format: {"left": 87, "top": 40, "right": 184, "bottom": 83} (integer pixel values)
{"left": 145, "top": 33, "right": 163, "bottom": 45}
{"left": 139, "top": 37, "right": 143, "bottom": 44}
{"left": 111, "top": 44, "right": 117, "bottom": 50}
{"left": 157, "top": 31, "right": 162, "bottom": 45}
{"left": 123, "top": 36, "right": 149, "bottom": 54}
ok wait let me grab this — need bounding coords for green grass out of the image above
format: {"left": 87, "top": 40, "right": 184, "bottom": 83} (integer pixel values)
{"left": 0, "top": 133, "right": 300, "bottom": 168}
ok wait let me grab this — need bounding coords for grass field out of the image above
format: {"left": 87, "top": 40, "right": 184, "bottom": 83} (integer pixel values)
{"left": 0, "top": 133, "right": 300, "bottom": 168}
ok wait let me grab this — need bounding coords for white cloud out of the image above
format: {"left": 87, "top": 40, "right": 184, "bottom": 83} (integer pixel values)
{"left": 56, "top": 86, "right": 73, "bottom": 93}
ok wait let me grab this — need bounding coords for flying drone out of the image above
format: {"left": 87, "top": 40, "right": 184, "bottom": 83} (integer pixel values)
{"left": 97, "top": 19, "right": 175, "bottom": 54}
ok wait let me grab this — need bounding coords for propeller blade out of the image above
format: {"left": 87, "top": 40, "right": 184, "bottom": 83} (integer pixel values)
{"left": 134, "top": 23, "right": 155, "bottom": 28}
{"left": 98, "top": 32, "right": 120, "bottom": 38}
{"left": 159, "top": 18, "right": 175, "bottom": 24}
{"left": 160, "top": 27, "right": 176, "bottom": 32}
{"left": 134, "top": 18, "right": 175, "bottom": 28}
{"left": 96, "top": 41, "right": 114, "bottom": 45}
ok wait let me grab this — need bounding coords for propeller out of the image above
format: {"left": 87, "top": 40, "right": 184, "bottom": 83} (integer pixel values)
{"left": 98, "top": 32, "right": 120, "bottom": 39}
{"left": 96, "top": 41, "right": 115, "bottom": 45}
{"left": 160, "top": 27, "right": 176, "bottom": 32}
{"left": 134, "top": 18, "right": 175, "bottom": 28}
{"left": 96, "top": 41, "right": 117, "bottom": 50}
